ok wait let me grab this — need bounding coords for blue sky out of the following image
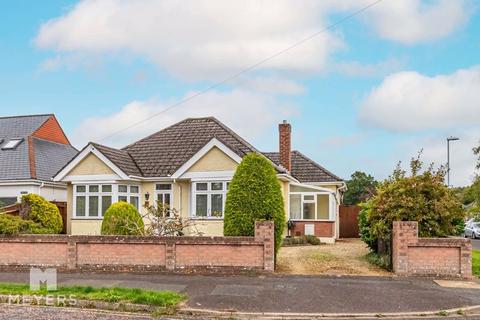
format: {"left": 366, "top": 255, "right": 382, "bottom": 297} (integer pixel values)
{"left": 1, "top": 0, "right": 479, "bottom": 186}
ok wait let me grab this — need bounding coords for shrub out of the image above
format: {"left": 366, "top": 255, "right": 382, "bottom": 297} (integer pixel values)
{"left": 101, "top": 202, "right": 144, "bottom": 236}
{"left": 282, "top": 235, "right": 321, "bottom": 246}
{"left": 21, "top": 194, "right": 63, "bottom": 234}
{"left": 360, "top": 155, "right": 465, "bottom": 253}
{"left": 224, "top": 153, "right": 286, "bottom": 260}
{"left": 0, "top": 214, "right": 25, "bottom": 235}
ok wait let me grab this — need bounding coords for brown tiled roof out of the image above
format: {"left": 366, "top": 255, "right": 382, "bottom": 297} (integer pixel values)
{"left": 81, "top": 117, "right": 339, "bottom": 181}
{"left": 91, "top": 143, "right": 143, "bottom": 176}
{"left": 263, "top": 150, "right": 343, "bottom": 183}
{"left": 122, "top": 117, "right": 260, "bottom": 177}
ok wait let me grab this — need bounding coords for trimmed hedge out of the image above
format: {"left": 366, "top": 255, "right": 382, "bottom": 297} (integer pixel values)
{"left": 21, "top": 194, "right": 63, "bottom": 234}
{"left": 101, "top": 202, "right": 144, "bottom": 236}
{"left": 224, "top": 153, "right": 286, "bottom": 260}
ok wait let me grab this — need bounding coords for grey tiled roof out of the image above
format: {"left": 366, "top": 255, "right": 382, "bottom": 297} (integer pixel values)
{"left": 91, "top": 143, "right": 143, "bottom": 176}
{"left": 0, "top": 114, "right": 51, "bottom": 138}
{"left": 122, "top": 117, "right": 260, "bottom": 177}
{"left": 263, "top": 151, "right": 343, "bottom": 183}
{"left": 33, "top": 138, "right": 77, "bottom": 181}
{"left": 0, "top": 114, "right": 77, "bottom": 181}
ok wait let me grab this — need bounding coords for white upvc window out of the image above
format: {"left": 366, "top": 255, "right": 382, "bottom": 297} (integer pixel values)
{"left": 155, "top": 183, "right": 173, "bottom": 209}
{"left": 191, "top": 181, "right": 229, "bottom": 219}
{"left": 118, "top": 184, "right": 140, "bottom": 210}
{"left": 74, "top": 184, "right": 113, "bottom": 219}
{"left": 73, "top": 183, "right": 140, "bottom": 219}
{"left": 289, "top": 188, "right": 335, "bottom": 221}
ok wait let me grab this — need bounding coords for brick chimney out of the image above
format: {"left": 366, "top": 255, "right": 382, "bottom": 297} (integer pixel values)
{"left": 279, "top": 120, "right": 291, "bottom": 172}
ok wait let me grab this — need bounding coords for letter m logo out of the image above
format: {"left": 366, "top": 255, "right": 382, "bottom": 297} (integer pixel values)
{"left": 29, "top": 268, "right": 57, "bottom": 291}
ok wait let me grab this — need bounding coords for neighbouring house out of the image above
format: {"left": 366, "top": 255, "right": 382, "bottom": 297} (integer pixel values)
{"left": 54, "top": 117, "right": 345, "bottom": 242}
{"left": 0, "top": 114, "right": 77, "bottom": 206}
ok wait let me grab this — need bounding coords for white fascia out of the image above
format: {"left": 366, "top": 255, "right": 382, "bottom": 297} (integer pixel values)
{"left": 53, "top": 143, "right": 130, "bottom": 182}
{"left": 171, "top": 138, "right": 242, "bottom": 179}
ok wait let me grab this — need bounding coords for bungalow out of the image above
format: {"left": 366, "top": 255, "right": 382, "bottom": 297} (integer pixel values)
{"left": 54, "top": 117, "right": 345, "bottom": 242}
{"left": 0, "top": 114, "right": 77, "bottom": 206}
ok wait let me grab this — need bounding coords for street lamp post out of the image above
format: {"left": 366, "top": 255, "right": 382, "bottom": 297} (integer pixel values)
{"left": 446, "top": 136, "right": 459, "bottom": 187}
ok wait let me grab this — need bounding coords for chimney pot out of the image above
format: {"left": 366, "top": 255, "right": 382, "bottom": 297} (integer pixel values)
{"left": 279, "top": 121, "right": 292, "bottom": 172}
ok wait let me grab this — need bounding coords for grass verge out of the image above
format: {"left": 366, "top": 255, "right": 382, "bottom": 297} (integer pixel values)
{"left": 473, "top": 250, "right": 479, "bottom": 277}
{"left": 0, "top": 282, "right": 185, "bottom": 307}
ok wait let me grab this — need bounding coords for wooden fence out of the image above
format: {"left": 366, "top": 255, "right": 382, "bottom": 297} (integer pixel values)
{"left": 339, "top": 205, "right": 361, "bottom": 238}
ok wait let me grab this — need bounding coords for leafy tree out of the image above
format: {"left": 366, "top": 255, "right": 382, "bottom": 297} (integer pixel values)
{"left": 20, "top": 194, "right": 63, "bottom": 234}
{"left": 343, "top": 171, "right": 378, "bottom": 205}
{"left": 101, "top": 202, "right": 144, "bottom": 236}
{"left": 224, "top": 153, "right": 286, "bottom": 260}
{"left": 141, "top": 203, "right": 202, "bottom": 236}
{"left": 360, "top": 155, "right": 465, "bottom": 252}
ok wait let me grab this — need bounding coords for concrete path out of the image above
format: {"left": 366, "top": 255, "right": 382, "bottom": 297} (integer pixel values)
{"left": 0, "top": 272, "right": 479, "bottom": 315}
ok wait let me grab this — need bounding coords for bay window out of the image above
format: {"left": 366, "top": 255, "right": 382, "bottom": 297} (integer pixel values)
{"left": 191, "top": 181, "right": 229, "bottom": 218}
{"left": 73, "top": 184, "right": 140, "bottom": 219}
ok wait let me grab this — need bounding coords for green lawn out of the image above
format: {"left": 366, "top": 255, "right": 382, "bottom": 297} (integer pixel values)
{"left": 0, "top": 283, "right": 185, "bottom": 307}
{"left": 473, "top": 250, "right": 480, "bottom": 277}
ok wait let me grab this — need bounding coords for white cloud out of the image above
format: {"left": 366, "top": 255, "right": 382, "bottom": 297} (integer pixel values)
{"left": 35, "top": 0, "right": 470, "bottom": 81}
{"left": 359, "top": 66, "right": 480, "bottom": 132}
{"left": 35, "top": 0, "right": 343, "bottom": 81}
{"left": 364, "top": 0, "right": 469, "bottom": 44}
{"left": 71, "top": 89, "right": 298, "bottom": 148}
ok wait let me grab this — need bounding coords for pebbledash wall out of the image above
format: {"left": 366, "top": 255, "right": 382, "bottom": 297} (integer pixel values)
{"left": 0, "top": 221, "right": 274, "bottom": 273}
{"left": 392, "top": 221, "right": 472, "bottom": 279}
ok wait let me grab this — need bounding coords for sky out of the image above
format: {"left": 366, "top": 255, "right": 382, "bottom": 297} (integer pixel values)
{"left": 0, "top": 0, "right": 479, "bottom": 186}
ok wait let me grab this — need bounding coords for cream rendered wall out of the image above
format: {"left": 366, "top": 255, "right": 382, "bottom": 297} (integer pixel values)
{"left": 187, "top": 147, "right": 238, "bottom": 172}
{"left": 68, "top": 153, "right": 115, "bottom": 175}
{"left": 67, "top": 153, "right": 116, "bottom": 235}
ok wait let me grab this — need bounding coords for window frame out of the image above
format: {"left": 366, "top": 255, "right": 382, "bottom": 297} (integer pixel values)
{"left": 73, "top": 183, "right": 141, "bottom": 219}
{"left": 191, "top": 181, "right": 229, "bottom": 219}
{"left": 154, "top": 183, "right": 173, "bottom": 210}
{"left": 1, "top": 138, "right": 23, "bottom": 150}
{"left": 289, "top": 191, "right": 335, "bottom": 221}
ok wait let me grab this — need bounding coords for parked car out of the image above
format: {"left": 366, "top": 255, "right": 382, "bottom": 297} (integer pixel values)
{"left": 465, "top": 221, "right": 480, "bottom": 239}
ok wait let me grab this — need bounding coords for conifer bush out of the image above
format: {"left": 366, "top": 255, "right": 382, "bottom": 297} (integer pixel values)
{"left": 101, "top": 202, "right": 144, "bottom": 235}
{"left": 224, "top": 153, "right": 286, "bottom": 260}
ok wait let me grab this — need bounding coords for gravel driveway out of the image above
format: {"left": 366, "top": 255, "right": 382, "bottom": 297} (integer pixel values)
{"left": 276, "top": 238, "right": 390, "bottom": 276}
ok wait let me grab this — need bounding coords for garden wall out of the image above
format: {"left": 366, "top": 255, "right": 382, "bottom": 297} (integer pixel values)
{"left": 392, "top": 221, "right": 472, "bottom": 279}
{"left": 0, "top": 221, "right": 274, "bottom": 273}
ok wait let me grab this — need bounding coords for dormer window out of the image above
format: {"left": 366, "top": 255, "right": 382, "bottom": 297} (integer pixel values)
{"left": 1, "top": 139, "right": 23, "bottom": 150}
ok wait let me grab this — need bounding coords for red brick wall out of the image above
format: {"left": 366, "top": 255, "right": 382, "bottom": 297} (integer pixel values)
{"left": 32, "top": 116, "right": 70, "bottom": 145}
{"left": 392, "top": 221, "right": 472, "bottom": 279}
{"left": 0, "top": 222, "right": 275, "bottom": 273}
{"left": 77, "top": 243, "right": 166, "bottom": 266}
{"left": 0, "top": 242, "right": 67, "bottom": 266}
{"left": 176, "top": 244, "right": 264, "bottom": 267}
{"left": 291, "top": 221, "right": 334, "bottom": 237}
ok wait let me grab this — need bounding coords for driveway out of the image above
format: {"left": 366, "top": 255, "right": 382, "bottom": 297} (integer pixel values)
{"left": 277, "top": 238, "right": 389, "bottom": 276}
{"left": 0, "top": 272, "right": 479, "bottom": 315}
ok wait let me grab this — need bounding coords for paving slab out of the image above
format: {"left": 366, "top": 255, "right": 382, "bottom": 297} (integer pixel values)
{"left": 434, "top": 280, "right": 480, "bottom": 289}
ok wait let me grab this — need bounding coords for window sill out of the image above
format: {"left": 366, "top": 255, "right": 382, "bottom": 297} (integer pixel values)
{"left": 189, "top": 217, "right": 224, "bottom": 221}
{"left": 289, "top": 219, "right": 335, "bottom": 222}
{"left": 72, "top": 217, "right": 104, "bottom": 220}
